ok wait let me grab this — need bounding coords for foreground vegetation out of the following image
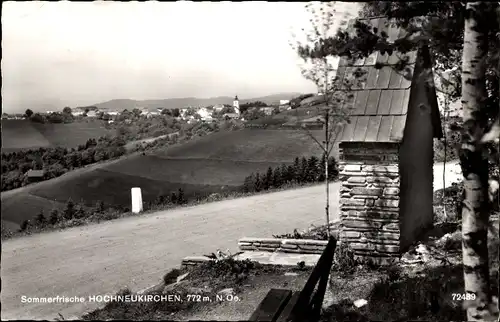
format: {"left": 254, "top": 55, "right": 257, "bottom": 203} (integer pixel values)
{"left": 74, "top": 218, "right": 498, "bottom": 321}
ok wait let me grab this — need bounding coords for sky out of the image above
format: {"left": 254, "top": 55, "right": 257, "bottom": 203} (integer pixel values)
{"left": 2, "top": 1, "right": 360, "bottom": 113}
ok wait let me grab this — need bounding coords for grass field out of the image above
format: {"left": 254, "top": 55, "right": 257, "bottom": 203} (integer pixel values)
{"left": 104, "top": 154, "right": 283, "bottom": 186}
{"left": 1, "top": 119, "right": 112, "bottom": 153}
{"left": 1, "top": 120, "right": 52, "bottom": 153}
{"left": 1, "top": 193, "right": 67, "bottom": 230}
{"left": 1, "top": 128, "right": 333, "bottom": 227}
{"left": 31, "top": 122, "right": 112, "bottom": 148}
{"left": 154, "top": 128, "right": 329, "bottom": 162}
{"left": 29, "top": 168, "right": 232, "bottom": 209}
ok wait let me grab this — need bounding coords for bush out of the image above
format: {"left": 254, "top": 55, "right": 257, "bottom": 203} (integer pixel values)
{"left": 35, "top": 211, "right": 47, "bottom": 227}
{"left": 332, "top": 242, "right": 358, "bottom": 274}
{"left": 20, "top": 220, "right": 30, "bottom": 232}
{"left": 163, "top": 269, "right": 182, "bottom": 285}
{"left": 49, "top": 209, "right": 61, "bottom": 225}
{"left": 190, "top": 258, "right": 257, "bottom": 285}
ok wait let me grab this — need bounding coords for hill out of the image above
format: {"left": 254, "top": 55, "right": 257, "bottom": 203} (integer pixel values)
{"left": 94, "top": 93, "right": 302, "bottom": 111}
{"left": 1, "top": 128, "right": 330, "bottom": 229}
{"left": 1, "top": 120, "right": 112, "bottom": 153}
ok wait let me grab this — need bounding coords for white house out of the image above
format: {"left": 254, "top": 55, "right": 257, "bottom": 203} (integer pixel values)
{"left": 280, "top": 99, "right": 290, "bottom": 105}
{"left": 87, "top": 110, "right": 97, "bottom": 117}
{"left": 146, "top": 111, "right": 160, "bottom": 118}
{"left": 261, "top": 107, "right": 275, "bottom": 116}
{"left": 108, "top": 111, "right": 119, "bottom": 116}
{"left": 213, "top": 104, "right": 225, "bottom": 112}
{"left": 196, "top": 107, "right": 213, "bottom": 121}
{"left": 223, "top": 113, "right": 240, "bottom": 120}
{"left": 72, "top": 108, "right": 85, "bottom": 116}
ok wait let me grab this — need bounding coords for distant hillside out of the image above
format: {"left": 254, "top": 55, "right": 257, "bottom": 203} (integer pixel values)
{"left": 93, "top": 93, "right": 302, "bottom": 111}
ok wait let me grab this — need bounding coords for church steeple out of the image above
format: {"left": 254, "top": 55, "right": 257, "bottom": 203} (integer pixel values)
{"left": 233, "top": 95, "right": 240, "bottom": 114}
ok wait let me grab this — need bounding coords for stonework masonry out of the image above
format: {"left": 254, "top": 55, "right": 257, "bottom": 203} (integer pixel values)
{"left": 338, "top": 143, "right": 401, "bottom": 265}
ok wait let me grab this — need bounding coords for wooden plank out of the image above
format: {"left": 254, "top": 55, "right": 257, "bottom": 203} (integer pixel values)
{"left": 276, "top": 292, "right": 301, "bottom": 322}
{"left": 287, "top": 237, "right": 337, "bottom": 322}
{"left": 249, "top": 289, "right": 293, "bottom": 321}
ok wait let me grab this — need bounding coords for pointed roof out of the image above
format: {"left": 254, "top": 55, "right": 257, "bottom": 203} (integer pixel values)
{"left": 334, "top": 17, "right": 442, "bottom": 143}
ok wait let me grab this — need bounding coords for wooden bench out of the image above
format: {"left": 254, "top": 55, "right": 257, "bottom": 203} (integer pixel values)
{"left": 249, "top": 236, "right": 337, "bottom": 322}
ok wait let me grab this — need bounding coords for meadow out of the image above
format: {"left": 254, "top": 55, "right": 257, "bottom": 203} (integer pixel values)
{"left": 1, "top": 119, "right": 112, "bottom": 153}
{"left": 1, "top": 120, "right": 52, "bottom": 153}
{"left": 154, "top": 128, "right": 328, "bottom": 162}
{"left": 29, "top": 168, "right": 231, "bottom": 209}
{"left": 105, "top": 155, "right": 282, "bottom": 186}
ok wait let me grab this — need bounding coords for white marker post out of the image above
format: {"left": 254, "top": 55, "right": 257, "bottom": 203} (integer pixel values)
{"left": 131, "top": 187, "right": 143, "bottom": 214}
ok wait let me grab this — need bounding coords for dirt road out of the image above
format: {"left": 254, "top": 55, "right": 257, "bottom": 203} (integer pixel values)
{"left": 1, "top": 183, "right": 339, "bottom": 320}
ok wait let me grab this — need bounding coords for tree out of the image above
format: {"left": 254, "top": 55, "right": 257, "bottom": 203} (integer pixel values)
{"left": 177, "top": 188, "right": 185, "bottom": 204}
{"left": 254, "top": 173, "right": 262, "bottom": 192}
{"left": 62, "top": 106, "right": 72, "bottom": 115}
{"left": 458, "top": 3, "right": 498, "bottom": 320}
{"left": 264, "top": 167, "right": 273, "bottom": 190}
{"left": 307, "top": 155, "right": 320, "bottom": 182}
{"left": 95, "top": 200, "right": 105, "bottom": 213}
{"left": 172, "top": 108, "right": 180, "bottom": 118}
{"left": 35, "top": 210, "right": 46, "bottom": 227}
{"left": 299, "top": 156, "right": 309, "bottom": 183}
{"left": 132, "top": 108, "right": 142, "bottom": 117}
{"left": 25, "top": 109, "right": 34, "bottom": 118}
{"left": 20, "top": 220, "right": 30, "bottom": 232}
{"left": 170, "top": 192, "right": 178, "bottom": 204}
{"left": 272, "top": 166, "right": 282, "bottom": 188}
{"left": 49, "top": 209, "right": 60, "bottom": 225}
{"left": 292, "top": 157, "right": 300, "bottom": 182}
{"left": 302, "top": 2, "right": 499, "bottom": 319}
{"left": 292, "top": 2, "right": 356, "bottom": 237}
{"left": 30, "top": 113, "right": 46, "bottom": 124}
{"left": 278, "top": 164, "right": 288, "bottom": 185}
{"left": 242, "top": 173, "right": 255, "bottom": 193}
{"left": 64, "top": 199, "right": 75, "bottom": 220}
{"left": 73, "top": 203, "right": 86, "bottom": 219}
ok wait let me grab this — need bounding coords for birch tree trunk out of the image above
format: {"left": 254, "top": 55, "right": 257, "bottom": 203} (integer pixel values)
{"left": 460, "top": 2, "right": 495, "bottom": 321}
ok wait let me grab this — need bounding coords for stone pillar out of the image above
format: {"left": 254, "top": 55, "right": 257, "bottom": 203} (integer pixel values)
{"left": 338, "top": 142, "right": 401, "bottom": 265}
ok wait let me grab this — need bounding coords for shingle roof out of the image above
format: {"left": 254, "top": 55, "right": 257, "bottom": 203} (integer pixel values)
{"left": 333, "top": 17, "right": 423, "bottom": 143}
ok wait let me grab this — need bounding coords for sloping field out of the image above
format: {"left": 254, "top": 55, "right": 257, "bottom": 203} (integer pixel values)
{"left": 29, "top": 168, "right": 228, "bottom": 209}
{"left": 31, "top": 122, "right": 111, "bottom": 148}
{"left": 1, "top": 120, "right": 111, "bottom": 153}
{"left": 1, "top": 193, "right": 67, "bottom": 229}
{"left": 1, "top": 120, "right": 52, "bottom": 153}
{"left": 104, "top": 154, "right": 282, "bottom": 186}
{"left": 154, "top": 129, "right": 328, "bottom": 162}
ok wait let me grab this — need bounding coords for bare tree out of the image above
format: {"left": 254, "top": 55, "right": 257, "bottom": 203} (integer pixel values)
{"left": 290, "top": 2, "right": 357, "bottom": 237}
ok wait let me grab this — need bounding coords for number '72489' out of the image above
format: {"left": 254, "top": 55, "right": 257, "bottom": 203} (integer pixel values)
{"left": 452, "top": 293, "right": 476, "bottom": 301}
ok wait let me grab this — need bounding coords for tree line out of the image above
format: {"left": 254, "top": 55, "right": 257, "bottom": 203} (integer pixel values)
{"left": 1, "top": 136, "right": 126, "bottom": 191}
{"left": 242, "top": 155, "right": 338, "bottom": 193}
